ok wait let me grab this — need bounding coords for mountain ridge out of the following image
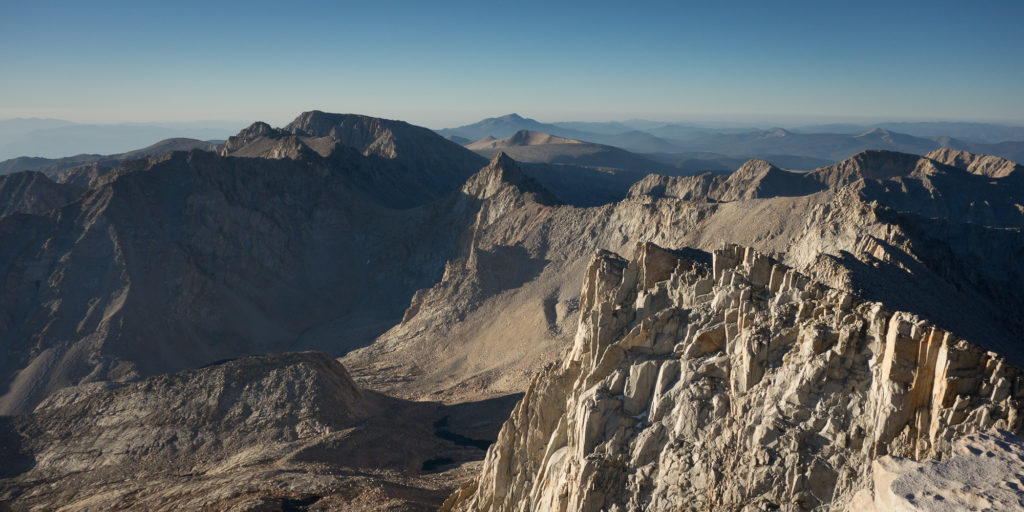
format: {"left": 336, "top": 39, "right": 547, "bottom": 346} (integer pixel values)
{"left": 221, "top": 111, "right": 487, "bottom": 208}
{"left": 444, "top": 243, "right": 1024, "bottom": 511}
{"left": 465, "top": 129, "right": 669, "bottom": 173}
{"left": 0, "top": 171, "right": 82, "bottom": 217}
{"left": 1, "top": 112, "right": 1022, "bottom": 511}
{"left": 344, "top": 145, "right": 1024, "bottom": 411}
{"left": 440, "top": 114, "right": 1024, "bottom": 167}
{"left": 0, "top": 137, "right": 221, "bottom": 183}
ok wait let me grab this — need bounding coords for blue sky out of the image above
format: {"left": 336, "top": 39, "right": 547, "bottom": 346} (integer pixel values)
{"left": 1, "top": 0, "right": 1022, "bottom": 127}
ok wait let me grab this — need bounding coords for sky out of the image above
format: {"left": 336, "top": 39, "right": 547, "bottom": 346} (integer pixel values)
{"left": 1, "top": 0, "right": 1022, "bottom": 128}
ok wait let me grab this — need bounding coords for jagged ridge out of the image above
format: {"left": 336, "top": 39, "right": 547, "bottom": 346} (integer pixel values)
{"left": 219, "top": 111, "right": 487, "bottom": 208}
{"left": 446, "top": 242, "right": 1023, "bottom": 511}
{"left": 0, "top": 171, "right": 82, "bottom": 217}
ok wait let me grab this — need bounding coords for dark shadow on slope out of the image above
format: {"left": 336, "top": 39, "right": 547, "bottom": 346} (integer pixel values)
{"left": 473, "top": 246, "right": 549, "bottom": 299}
{"left": 421, "top": 394, "right": 524, "bottom": 473}
{"left": 0, "top": 416, "right": 34, "bottom": 479}
{"left": 435, "top": 393, "right": 524, "bottom": 447}
{"left": 666, "top": 247, "right": 713, "bottom": 268}
{"left": 519, "top": 162, "right": 646, "bottom": 206}
{"left": 830, "top": 213, "right": 1024, "bottom": 367}
{"left": 420, "top": 457, "right": 456, "bottom": 471}
{"left": 432, "top": 417, "right": 493, "bottom": 450}
{"left": 280, "top": 496, "right": 320, "bottom": 512}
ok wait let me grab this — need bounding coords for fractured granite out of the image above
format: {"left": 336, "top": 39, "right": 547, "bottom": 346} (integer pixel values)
{"left": 445, "top": 242, "right": 1024, "bottom": 511}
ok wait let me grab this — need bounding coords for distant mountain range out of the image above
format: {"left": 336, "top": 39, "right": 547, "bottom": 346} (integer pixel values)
{"left": 0, "top": 138, "right": 221, "bottom": 187}
{"left": 791, "top": 121, "right": 1024, "bottom": 143}
{"left": 0, "top": 118, "right": 242, "bottom": 160}
{"left": 465, "top": 130, "right": 668, "bottom": 173}
{"left": 439, "top": 114, "right": 1024, "bottom": 167}
{"left": 6, "top": 113, "right": 1024, "bottom": 210}
{"left": 6, "top": 114, "right": 1022, "bottom": 166}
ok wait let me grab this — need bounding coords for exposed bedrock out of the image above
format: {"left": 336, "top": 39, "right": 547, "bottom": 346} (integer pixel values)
{"left": 445, "top": 242, "right": 1024, "bottom": 511}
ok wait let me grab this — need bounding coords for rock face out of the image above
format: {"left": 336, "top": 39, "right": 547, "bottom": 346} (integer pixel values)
{"left": 811, "top": 151, "right": 1024, "bottom": 227}
{"left": 221, "top": 111, "right": 487, "bottom": 208}
{"left": 927, "top": 147, "right": 1022, "bottom": 179}
{"left": 345, "top": 152, "right": 564, "bottom": 400}
{"left": 0, "top": 148, "right": 472, "bottom": 415}
{"left": 0, "top": 171, "right": 82, "bottom": 217}
{"left": 628, "top": 159, "right": 825, "bottom": 202}
{"left": 445, "top": 242, "right": 1024, "bottom": 511}
{"left": 631, "top": 149, "right": 1024, "bottom": 228}
{"left": 351, "top": 147, "right": 1024, "bottom": 410}
{"left": 460, "top": 152, "right": 560, "bottom": 206}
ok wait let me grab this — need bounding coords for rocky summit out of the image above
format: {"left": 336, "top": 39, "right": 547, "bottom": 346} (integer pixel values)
{"left": 1, "top": 111, "right": 1023, "bottom": 511}
{"left": 444, "top": 243, "right": 1024, "bottom": 511}
{"left": 220, "top": 111, "right": 487, "bottom": 208}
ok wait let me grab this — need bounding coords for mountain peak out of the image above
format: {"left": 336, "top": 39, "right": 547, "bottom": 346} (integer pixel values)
{"left": 287, "top": 109, "right": 337, "bottom": 132}
{"left": 734, "top": 158, "right": 780, "bottom": 175}
{"left": 489, "top": 150, "right": 518, "bottom": 172}
{"left": 927, "top": 148, "right": 1022, "bottom": 179}
{"left": 284, "top": 111, "right": 392, "bottom": 139}
{"left": 716, "top": 158, "right": 821, "bottom": 200}
{"left": 220, "top": 121, "right": 286, "bottom": 155}
{"left": 507, "top": 130, "right": 535, "bottom": 145}
{"left": 846, "top": 148, "right": 918, "bottom": 167}
{"left": 502, "top": 130, "right": 580, "bottom": 147}
{"left": 0, "top": 170, "right": 82, "bottom": 216}
{"left": 239, "top": 121, "right": 276, "bottom": 137}
{"left": 217, "top": 112, "right": 487, "bottom": 208}
{"left": 436, "top": 113, "right": 554, "bottom": 141}
{"left": 461, "top": 152, "right": 559, "bottom": 205}
{"left": 809, "top": 149, "right": 925, "bottom": 188}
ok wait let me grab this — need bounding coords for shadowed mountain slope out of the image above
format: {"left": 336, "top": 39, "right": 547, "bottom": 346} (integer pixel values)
{"left": 0, "top": 151, "right": 466, "bottom": 414}
{"left": 221, "top": 111, "right": 487, "bottom": 208}
{"left": 630, "top": 150, "right": 1024, "bottom": 227}
{"left": 0, "top": 171, "right": 82, "bottom": 217}
{"left": 0, "top": 138, "right": 221, "bottom": 184}
{"left": 0, "top": 146, "right": 558, "bottom": 416}
{"left": 927, "top": 147, "right": 1023, "bottom": 179}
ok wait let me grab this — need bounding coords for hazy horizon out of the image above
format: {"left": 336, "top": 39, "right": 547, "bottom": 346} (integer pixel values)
{"left": 3, "top": 1, "right": 1023, "bottom": 128}
{"left": 4, "top": 112, "right": 1024, "bottom": 134}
